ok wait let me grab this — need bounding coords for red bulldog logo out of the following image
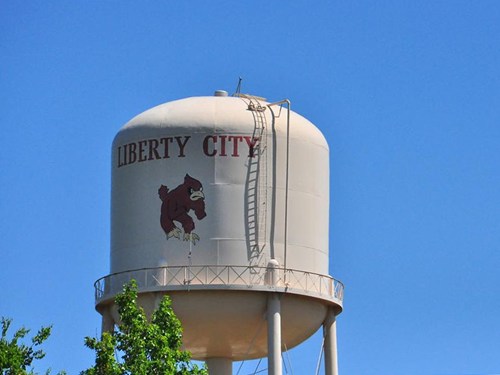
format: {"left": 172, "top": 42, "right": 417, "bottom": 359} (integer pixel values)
{"left": 158, "top": 174, "right": 207, "bottom": 244}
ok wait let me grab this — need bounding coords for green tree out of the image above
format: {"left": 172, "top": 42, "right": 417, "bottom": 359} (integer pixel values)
{"left": 0, "top": 317, "right": 65, "bottom": 375}
{"left": 82, "top": 280, "right": 207, "bottom": 375}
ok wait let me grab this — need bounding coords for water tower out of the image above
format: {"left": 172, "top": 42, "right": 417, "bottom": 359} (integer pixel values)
{"left": 94, "top": 91, "right": 344, "bottom": 375}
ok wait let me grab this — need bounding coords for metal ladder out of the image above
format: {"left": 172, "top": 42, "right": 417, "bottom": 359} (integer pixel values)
{"left": 244, "top": 96, "right": 268, "bottom": 274}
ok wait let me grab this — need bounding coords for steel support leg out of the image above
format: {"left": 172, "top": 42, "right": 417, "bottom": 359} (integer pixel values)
{"left": 101, "top": 308, "right": 115, "bottom": 333}
{"left": 323, "top": 308, "right": 338, "bottom": 375}
{"left": 267, "top": 292, "right": 282, "bottom": 375}
{"left": 206, "top": 358, "right": 232, "bottom": 375}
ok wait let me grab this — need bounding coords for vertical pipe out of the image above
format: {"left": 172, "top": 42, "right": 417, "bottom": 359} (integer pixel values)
{"left": 206, "top": 358, "right": 232, "bottom": 375}
{"left": 323, "top": 308, "right": 339, "bottom": 375}
{"left": 283, "top": 100, "right": 290, "bottom": 271}
{"left": 266, "top": 100, "right": 291, "bottom": 270}
{"left": 267, "top": 292, "right": 282, "bottom": 375}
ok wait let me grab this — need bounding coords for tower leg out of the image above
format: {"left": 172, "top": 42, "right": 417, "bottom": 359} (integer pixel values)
{"left": 323, "top": 308, "right": 338, "bottom": 375}
{"left": 267, "top": 293, "right": 282, "bottom": 375}
{"left": 101, "top": 308, "right": 115, "bottom": 333}
{"left": 206, "top": 358, "right": 232, "bottom": 375}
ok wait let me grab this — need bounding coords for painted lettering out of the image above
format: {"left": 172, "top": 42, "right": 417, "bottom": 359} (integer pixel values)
{"left": 219, "top": 135, "right": 227, "bottom": 156}
{"left": 138, "top": 140, "right": 148, "bottom": 162}
{"left": 175, "top": 136, "right": 190, "bottom": 157}
{"left": 128, "top": 143, "right": 137, "bottom": 164}
{"left": 148, "top": 139, "right": 161, "bottom": 160}
{"left": 117, "top": 134, "right": 259, "bottom": 167}
{"left": 228, "top": 135, "right": 243, "bottom": 156}
{"left": 118, "top": 146, "right": 125, "bottom": 167}
{"left": 243, "top": 136, "right": 260, "bottom": 157}
{"left": 160, "top": 137, "right": 173, "bottom": 158}
{"left": 203, "top": 135, "right": 217, "bottom": 156}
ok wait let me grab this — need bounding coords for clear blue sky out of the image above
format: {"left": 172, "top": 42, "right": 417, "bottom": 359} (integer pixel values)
{"left": 1, "top": 2, "right": 500, "bottom": 374}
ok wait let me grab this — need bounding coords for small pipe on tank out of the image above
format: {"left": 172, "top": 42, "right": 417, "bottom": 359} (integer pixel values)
{"left": 267, "top": 99, "right": 291, "bottom": 271}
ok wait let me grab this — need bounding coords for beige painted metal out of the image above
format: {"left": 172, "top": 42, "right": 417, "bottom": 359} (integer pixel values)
{"left": 95, "top": 263, "right": 343, "bottom": 359}
{"left": 267, "top": 259, "right": 282, "bottom": 375}
{"left": 97, "top": 288, "right": 335, "bottom": 360}
{"left": 110, "top": 95, "right": 330, "bottom": 275}
{"left": 95, "top": 265, "right": 343, "bottom": 305}
{"left": 324, "top": 307, "right": 339, "bottom": 375}
{"left": 267, "top": 293, "right": 282, "bottom": 375}
{"left": 206, "top": 358, "right": 232, "bottom": 374}
{"left": 97, "top": 93, "right": 343, "bottom": 371}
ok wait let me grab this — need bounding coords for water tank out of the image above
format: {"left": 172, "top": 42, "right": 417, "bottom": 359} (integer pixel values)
{"left": 95, "top": 92, "right": 343, "bottom": 370}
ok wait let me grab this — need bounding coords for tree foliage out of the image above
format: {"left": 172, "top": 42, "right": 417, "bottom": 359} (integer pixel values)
{"left": 0, "top": 317, "right": 65, "bottom": 375}
{"left": 82, "top": 280, "right": 207, "bottom": 375}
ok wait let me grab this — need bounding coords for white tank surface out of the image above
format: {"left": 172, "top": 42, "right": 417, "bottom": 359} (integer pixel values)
{"left": 95, "top": 92, "right": 343, "bottom": 367}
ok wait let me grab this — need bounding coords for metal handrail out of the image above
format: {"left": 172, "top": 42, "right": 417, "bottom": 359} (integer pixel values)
{"left": 94, "top": 265, "right": 344, "bottom": 306}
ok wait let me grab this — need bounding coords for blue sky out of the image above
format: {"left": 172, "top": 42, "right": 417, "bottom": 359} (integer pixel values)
{"left": 1, "top": 2, "right": 500, "bottom": 374}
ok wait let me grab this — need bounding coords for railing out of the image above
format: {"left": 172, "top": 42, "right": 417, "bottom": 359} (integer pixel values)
{"left": 94, "top": 265, "right": 344, "bottom": 306}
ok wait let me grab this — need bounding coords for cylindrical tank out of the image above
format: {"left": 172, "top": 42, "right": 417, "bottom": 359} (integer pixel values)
{"left": 96, "top": 92, "right": 343, "bottom": 362}
{"left": 111, "top": 95, "right": 329, "bottom": 274}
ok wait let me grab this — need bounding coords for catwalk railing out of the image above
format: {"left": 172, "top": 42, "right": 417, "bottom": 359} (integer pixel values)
{"left": 95, "top": 265, "right": 344, "bottom": 306}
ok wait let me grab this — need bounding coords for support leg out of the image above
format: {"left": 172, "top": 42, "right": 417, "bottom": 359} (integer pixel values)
{"left": 101, "top": 308, "right": 115, "bottom": 333}
{"left": 323, "top": 308, "right": 338, "bottom": 375}
{"left": 267, "top": 293, "right": 282, "bottom": 375}
{"left": 206, "top": 358, "right": 232, "bottom": 375}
